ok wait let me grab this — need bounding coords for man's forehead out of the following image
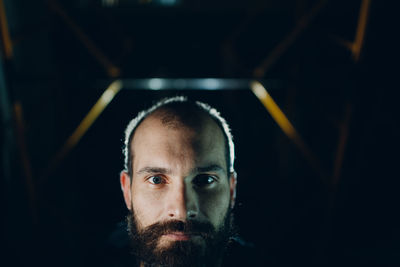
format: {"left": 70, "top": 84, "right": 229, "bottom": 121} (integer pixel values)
{"left": 130, "top": 111, "right": 227, "bottom": 169}
{"left": 133, "top": 110, "right": 224, "bottom": 143}
{"left": 150, "top": 107, "right": 213, "bottom": 130}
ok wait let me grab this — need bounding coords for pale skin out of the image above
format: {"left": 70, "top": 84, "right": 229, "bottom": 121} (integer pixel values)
{"left": 120, "top": 114, "right": 237, "bottom": 255}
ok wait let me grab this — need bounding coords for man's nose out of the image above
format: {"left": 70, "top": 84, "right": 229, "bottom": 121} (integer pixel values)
{"left": 166, "top": 183, "right": 198, "bottom": 220}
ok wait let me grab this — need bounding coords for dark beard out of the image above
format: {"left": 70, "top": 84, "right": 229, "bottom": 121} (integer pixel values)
{"left": 126, "top": 208, "right": 235, "bottom": 267}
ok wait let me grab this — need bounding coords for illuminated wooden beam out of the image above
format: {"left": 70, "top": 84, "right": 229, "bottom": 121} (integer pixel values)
{"left": 331, "top": 0, "right": 371, "bottom": 62}
{"left": 41, "top": 80, "right": 123, "bottom": 182}
{"left": 352, "top": 0, "right": 371, "bottom": 62}
{"left": 0, "top": 1, "right": 39, "bottom": 222}
{"left": 250, "top": 81, "right": 328, "bottom": 182}
{"left": 0, "top": 0, "right": 13, "bottom": 59}
{"left": 253, "top": 0, "right": 328, "bottom": 78}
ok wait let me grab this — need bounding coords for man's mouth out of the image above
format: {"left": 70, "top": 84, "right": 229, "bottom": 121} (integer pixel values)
{"left": 164, "top": 231, "right": 198, "bottom": 241}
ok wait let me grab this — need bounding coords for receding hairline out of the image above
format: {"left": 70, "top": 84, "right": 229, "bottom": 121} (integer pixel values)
{"left": 147, "top": 105, "right": 218, "bottom": 130}
{"left": 129, "top": 106, "right": 229, "bottom": 173}
{"left": 130, "top": 106, "right": 227, "bottom": 150}
{"left": 123, "top": 96, "right": 236, "bottom": 176}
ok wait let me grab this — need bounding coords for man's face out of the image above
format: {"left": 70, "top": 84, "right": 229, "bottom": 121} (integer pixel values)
{"left": 120, "top": 114, "right": 237, "bottom": 266}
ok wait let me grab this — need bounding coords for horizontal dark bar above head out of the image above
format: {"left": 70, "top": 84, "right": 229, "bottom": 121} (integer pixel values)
{"left": 99, "top": 78, "right": 285, "bottom": 91}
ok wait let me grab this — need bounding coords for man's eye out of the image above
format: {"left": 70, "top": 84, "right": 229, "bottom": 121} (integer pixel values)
{"left": 148, "top": 176, "right": 164, "bottom": 185}
{"left": 193, "top": 175, "right": 216, "bottom": 187}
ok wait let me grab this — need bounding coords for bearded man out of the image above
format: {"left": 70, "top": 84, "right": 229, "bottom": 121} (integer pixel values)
{"left": 117, "top": 96, "right": 256, "bottom": 267}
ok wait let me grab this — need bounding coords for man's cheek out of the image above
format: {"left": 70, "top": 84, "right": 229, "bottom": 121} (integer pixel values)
{"left": 199, "top": 189, "right": 230, "bottom": 225}
{"left": 131, "top": 202, "right": 155, "bottom": 229}
{"left": 132, "top": 190, "right": 164, "bottom": 225}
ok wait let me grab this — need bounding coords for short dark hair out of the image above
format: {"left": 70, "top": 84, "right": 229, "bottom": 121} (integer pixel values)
{"left": 123, "top": 96, "right": 235, "bottom": 177}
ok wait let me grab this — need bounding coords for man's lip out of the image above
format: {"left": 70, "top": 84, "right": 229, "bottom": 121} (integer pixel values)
{"left": 163, "top": 232, "right": 198, "bottom": 241}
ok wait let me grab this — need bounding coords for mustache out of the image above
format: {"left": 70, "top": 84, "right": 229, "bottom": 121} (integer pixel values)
{"left": 137, "top": 219, "right": 215, "bottom": 240}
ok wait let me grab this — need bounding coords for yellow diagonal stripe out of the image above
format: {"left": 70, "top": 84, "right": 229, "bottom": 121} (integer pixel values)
{"left": 43, "top": 80, "right": 122, "bottom": 180}
{"left": 250, "top": 81, "right": 298, "bottom": 140}
{"left": 250, "top": 81, "right": 327, "bottom": 182}
{"left": 0, "top": 0, "right": 13, "bottom": 59}
{"left": 64, "top": 80, "right": 123, "bottom": 149}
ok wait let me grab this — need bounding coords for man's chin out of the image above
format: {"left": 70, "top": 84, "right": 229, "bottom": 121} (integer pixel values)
{"left": 126, "top": 209, "right": 234, "bottom": 267}
{"left": 143, "top": 238, "right": 206, "bottom": 267}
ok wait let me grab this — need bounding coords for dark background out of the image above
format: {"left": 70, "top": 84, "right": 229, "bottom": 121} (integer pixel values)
{"left": 1, "top": 0, "right": 399, "bottom": 266}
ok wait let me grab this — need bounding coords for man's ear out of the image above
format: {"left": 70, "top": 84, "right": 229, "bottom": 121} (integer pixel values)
{"left": 229, "top": 171, "right": 237, "bottom": 209}
{"left": 120, "top": 171, "right": 132, "bottom": 210}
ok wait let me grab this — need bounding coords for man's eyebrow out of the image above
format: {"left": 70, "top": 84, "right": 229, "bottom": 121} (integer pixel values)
{"left": 195, "top": 165, "right": 225, "bottom": 173}
{"left": 136, "top": 167, "right": 172, "bottom": 175}
{"left": 136, "top": 165, "right": 225, "bottom": 175}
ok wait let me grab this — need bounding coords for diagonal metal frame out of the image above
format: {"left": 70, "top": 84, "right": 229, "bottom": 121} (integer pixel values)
{"left": 247, "top": 0, "right": 371, "bottom": 187}
{"left": 40, "top": 78, "right": 328, "bottom": 186}
{"left": 0, "top": 0, "right": 13, "bottom": 59}
{"left": 250, "top": 81, "right": 329, "bottom": 182}
{"left": 40, "top": 78, "right": 271, "bottom": 182}
{"left": 45, "top": 0, "right": 121, "bottom": 77}
{"left": 333, "top": 0, "right": 371, "bottom": 62}
{"left": 40, "top": 0, "right": 365, "bottom": 188}
{"left": 253, "top": 0, "right": 328, "bottom": 78}
{"left": 0, "top": 0, "right": 38, "bottom": 222}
